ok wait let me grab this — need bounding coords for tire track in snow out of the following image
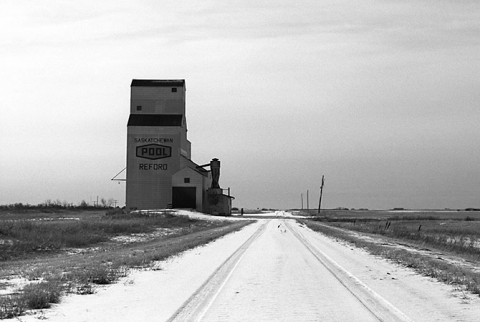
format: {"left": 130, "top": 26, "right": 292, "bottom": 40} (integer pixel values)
{"left": 285, "top": 220, "right": 413, "bottom": 322}
{"left": 167, "top": 221, "right": 268, "bottom": 322}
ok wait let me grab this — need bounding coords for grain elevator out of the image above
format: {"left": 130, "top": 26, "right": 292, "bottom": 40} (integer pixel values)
{"left": 125, "top": 79, "right": 233, "bottom": 214}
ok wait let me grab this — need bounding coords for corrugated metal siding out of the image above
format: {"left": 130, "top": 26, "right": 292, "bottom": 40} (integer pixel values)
{"left": 130, "top": 85, "right": 185, "bottom": 115}
{"left": 126, "top": 179, "right": 173, "bottom": 210}
{"left": 130, "top": 87, "right": 184, "bottom": 101}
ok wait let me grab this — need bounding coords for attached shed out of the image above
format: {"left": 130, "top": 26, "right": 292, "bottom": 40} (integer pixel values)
{"left": 172, "top": 166, "right": 210, "bottom": 213}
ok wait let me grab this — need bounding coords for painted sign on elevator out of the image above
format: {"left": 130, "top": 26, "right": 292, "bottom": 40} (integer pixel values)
{"left": 136, "top": 144, "right": 172, "bottom": 160}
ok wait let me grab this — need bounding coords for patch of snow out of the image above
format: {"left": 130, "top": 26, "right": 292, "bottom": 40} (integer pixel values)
{"left": 65, "top": 247, "right": 101, "bottom": 255}
{"left": 0, "top": 277, "right": 31, "bottom": 296}
{"left": 136, "top": 209, "right": 248, "bottom": 221}
{"left": 0, "top": 239, "right": 14, "bottom": 245}
{"left": 243, "top": 210, "right": 310, "bottom": 219}
{"left": 110, "top": 228, "right": 183, "bottom": 244}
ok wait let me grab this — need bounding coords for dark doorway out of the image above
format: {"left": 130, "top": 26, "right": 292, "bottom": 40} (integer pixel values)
{"left": 172, "top": 187, "right": 196, "bottom": 209}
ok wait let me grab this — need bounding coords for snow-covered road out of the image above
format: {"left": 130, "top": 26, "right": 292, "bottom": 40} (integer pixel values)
{"left": 15, "top": 216, "right": 480, "bottom": 322}
{"left": 172, "top": 220, "right": 384, "bottom": 321}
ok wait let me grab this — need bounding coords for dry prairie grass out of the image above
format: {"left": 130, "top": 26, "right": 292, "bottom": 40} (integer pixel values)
{"left": 0, "top": 210, "right": 202, "bottom": 261}
{"left": 312, "top": 216, "right": 480, "bottom": 259}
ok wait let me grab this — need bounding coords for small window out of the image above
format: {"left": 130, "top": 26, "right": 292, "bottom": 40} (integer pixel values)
{"left": 136, "top": 106, "right": 142, "bottom": 111}
{"left": 171, "top": 88, "right": 177, "bottom": 93}
{"left": 184, "top": 178, "right": 190, "bottom": 183}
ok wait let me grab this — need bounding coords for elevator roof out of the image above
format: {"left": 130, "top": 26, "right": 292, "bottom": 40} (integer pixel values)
{"left": 131, "top": 79, "right": 185, "bottom": 87}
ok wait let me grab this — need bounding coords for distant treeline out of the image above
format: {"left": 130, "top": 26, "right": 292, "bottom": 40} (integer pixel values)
{"left": 0, "top": 198, "right": 119, "bottom": 211}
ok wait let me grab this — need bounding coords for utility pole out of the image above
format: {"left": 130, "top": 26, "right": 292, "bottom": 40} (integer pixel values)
{"left": 307, "top": 190, "right": 309, "bottom": 211}
{"left": 301, "top": 193, "right": 303, "bottom": 210}
{"left": 318, "top": 175, "right": 325, "bottom": 214}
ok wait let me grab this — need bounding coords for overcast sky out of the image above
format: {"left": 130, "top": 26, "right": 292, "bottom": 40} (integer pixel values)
{"left": 1, "top": 0, "right": 479, "bottom": 210}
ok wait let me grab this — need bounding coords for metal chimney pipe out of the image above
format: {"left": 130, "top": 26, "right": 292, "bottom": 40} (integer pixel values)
{"left": 210, "top": 158, "right": 220, "bottom": 189}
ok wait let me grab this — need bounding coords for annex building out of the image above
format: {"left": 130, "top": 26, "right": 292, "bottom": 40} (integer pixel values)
{"left": 125, "top": 79, "right": 233, "bottom": 214}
